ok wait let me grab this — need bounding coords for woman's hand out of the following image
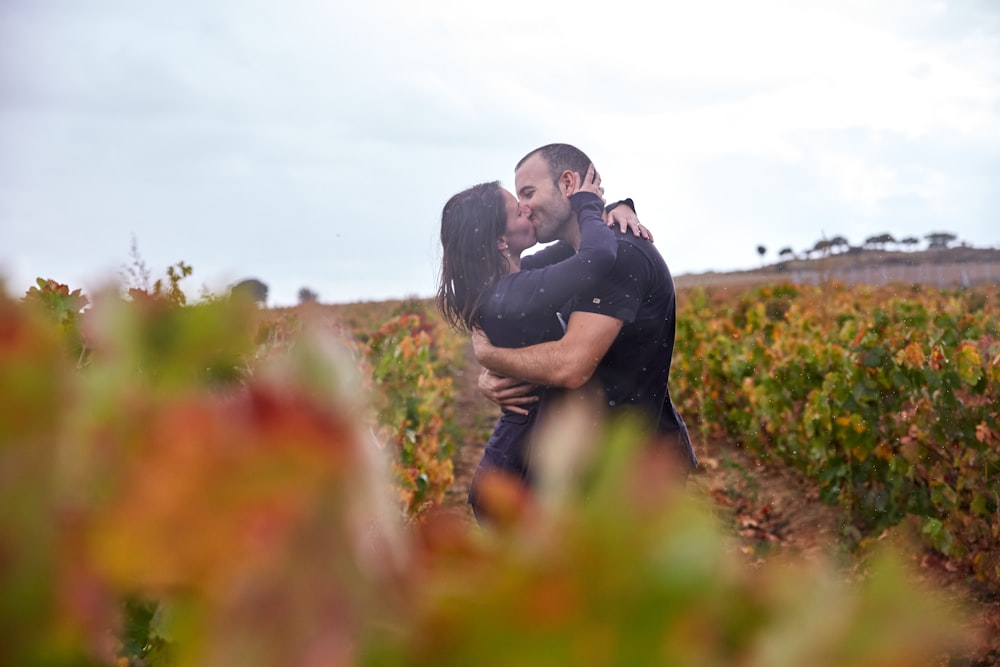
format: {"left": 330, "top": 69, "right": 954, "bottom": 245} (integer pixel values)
{"left": 472, "top": 328, "right": 539, "bottom": 415}
{"left": 571, "top": 163, "right": 605, "bottom": 204}
{"left": 477, "top": 368, "right": 539, "bottom": 415}
{"left": 607, "top": 203, "right": 653, "bottom": 241}
{"left": 574, "top": 164, "right": 652, "bottom": 241}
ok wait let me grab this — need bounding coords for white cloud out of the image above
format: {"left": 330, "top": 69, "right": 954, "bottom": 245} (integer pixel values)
{"left": 0, "top": 0, "right": 997, "bottom": 305}
{"left": 817, "top": 154, "right": 941, "bottom": 216}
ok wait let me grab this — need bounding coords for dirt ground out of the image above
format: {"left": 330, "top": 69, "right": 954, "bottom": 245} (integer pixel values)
{"left": 442, "top": 341, "right": 1000, "bottom": 666}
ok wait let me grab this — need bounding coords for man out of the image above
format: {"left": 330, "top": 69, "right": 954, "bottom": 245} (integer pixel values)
{"left": 472, "top": 143, "right": 698, "bottom": 473}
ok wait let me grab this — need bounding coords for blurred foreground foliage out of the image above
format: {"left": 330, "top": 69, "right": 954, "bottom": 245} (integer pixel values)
{"left": 0, "top": 273, "right": 975, "bottom": 666}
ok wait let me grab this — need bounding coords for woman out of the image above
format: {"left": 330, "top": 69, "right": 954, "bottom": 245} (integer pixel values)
{"left": 437, "top": 166, "right": 645, "bottom": 523}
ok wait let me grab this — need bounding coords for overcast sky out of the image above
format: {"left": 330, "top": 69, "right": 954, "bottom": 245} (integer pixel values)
{"left": 2, "top": 0, "right": 998, "bottom": 305}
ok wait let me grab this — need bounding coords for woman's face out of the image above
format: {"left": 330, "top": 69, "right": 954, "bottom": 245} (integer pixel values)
{"left": 501, "top": 188, "right": 536, "bottom": 256}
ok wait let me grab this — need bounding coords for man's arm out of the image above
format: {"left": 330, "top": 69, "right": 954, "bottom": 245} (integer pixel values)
{"left": 472, "top": 311, "right": 623, "bottom": 389}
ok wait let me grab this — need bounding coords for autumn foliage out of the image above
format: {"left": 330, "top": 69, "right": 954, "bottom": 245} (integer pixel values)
{"left": 673, "top": 281, "right": 1000, "bottom": 588}
{"left": 0, "top": 273, "right": 981, "bottom": 665}
{"left": 365, "top": 307, "right": 460, "bottom": 514}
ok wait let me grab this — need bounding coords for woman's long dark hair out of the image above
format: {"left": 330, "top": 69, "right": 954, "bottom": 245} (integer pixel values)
{"left": 437, "top": 181, "right": 510, "bottom": 332}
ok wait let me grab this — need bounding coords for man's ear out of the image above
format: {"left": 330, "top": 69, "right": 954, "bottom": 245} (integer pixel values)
{"left": 559, "top": 170, "right": 577, "bottom": 196}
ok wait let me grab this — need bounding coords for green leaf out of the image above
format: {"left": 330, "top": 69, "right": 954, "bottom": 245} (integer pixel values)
{"left": 921, "top": 517, "right": 943, "bottom": 539}
{"left": 970, "top": 494, "right": 989, "bottom": 517}
{"left": 955, "top": 343, "right": 983, "bottom": 386}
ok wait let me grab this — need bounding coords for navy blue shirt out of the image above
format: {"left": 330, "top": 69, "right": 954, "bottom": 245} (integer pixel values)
{"left": 567, "top": 229, "right": 698, "bottom": 468}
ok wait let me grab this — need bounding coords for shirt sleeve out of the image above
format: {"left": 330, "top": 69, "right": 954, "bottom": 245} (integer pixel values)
{"left": 490, "top": 191, "right": 617, "bottom": 317}
{"left": 521, "top": 242, "right": 574, "bottom": 270}
{"left": 568, "top": 238, "right": 650, "bottom": 324}
{"left": 605, "top": 198, "right": 636, "bottom": 215}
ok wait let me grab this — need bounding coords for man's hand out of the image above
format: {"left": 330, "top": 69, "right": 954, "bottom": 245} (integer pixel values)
{"left": 477, "top": 368, "right": 539, "bottom": 415}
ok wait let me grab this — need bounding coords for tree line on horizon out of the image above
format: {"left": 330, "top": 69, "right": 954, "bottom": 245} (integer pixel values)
{"left": 757, "top": 231, "right": 973, "bottom": 264}
{"left": 228, "top": 279, "right": 321, "bottom": 307}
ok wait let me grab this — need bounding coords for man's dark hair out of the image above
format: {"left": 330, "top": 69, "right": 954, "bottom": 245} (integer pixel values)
{"left": 515, "top": 143, "right": 592, "bottom": 186}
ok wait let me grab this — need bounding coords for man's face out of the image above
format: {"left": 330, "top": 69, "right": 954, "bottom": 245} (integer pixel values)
{"left": 514, "top": 153, "right": 573, "bottom": 244}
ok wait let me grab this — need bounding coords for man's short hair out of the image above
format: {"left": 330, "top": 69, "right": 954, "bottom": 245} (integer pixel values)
{"left": 516, "top": 143, "right": 592, "bottom": 186}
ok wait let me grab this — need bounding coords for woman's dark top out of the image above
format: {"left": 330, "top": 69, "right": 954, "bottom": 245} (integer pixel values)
{"left": 470, "top": 191, "right": 616, "bottom": 494}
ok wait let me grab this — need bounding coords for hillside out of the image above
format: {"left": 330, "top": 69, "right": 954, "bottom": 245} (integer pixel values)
{"left": 676, "top": 245, "right": 1000, "bottom": 290}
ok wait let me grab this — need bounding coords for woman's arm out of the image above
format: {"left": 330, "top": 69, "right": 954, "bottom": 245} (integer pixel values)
{"left": 521, "top": 241, "right": 575, "bottom": 271}
{"left": 493, "top": 189, "right": 617, "bottom": 316}
{"left": 521, "top": 199, "right": 653, "bottom": 271}
{"left": 522, "top": 199, "right": 647, "bottom": 270}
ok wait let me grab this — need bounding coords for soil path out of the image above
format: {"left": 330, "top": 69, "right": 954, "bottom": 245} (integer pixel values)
{"left": 440, "top": 341, "right": 999, "bottom": 665}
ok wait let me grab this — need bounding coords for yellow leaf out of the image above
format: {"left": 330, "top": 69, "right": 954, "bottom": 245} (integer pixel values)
{"left": 897, "top": 341, "right": 925, "bottom": 368}
{"left": 874, "top": 442, "right": 893, "bottom": 461}
{"left": 956, "top": 343, "right": 982, "bottom": 385}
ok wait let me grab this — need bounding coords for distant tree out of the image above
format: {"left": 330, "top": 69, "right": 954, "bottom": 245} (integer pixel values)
{"left": 925, "top": 232, "right": 957, "bottom": 250}
{"left": 864, "top": 233, "right": 896, "bottom": 251}
{"left": 231, "top": 278, "right": 268, "bottom": 305}
{"left": 829, "top": 236, "right": 849, "bottom": 254}
{"left": 813, "top": 239, "right": 833, "bottom": 257}
{"left": 778, "top": 246, "right": 795, "bottom": 260}
{"left": 756, "top": 245, "right": 767, "bottom": 265}
{"left": 298, "top": 287, "right": 319, "bottom": 304}
{"left": 900, "top": 236, "right": 920, "bottom": 251}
